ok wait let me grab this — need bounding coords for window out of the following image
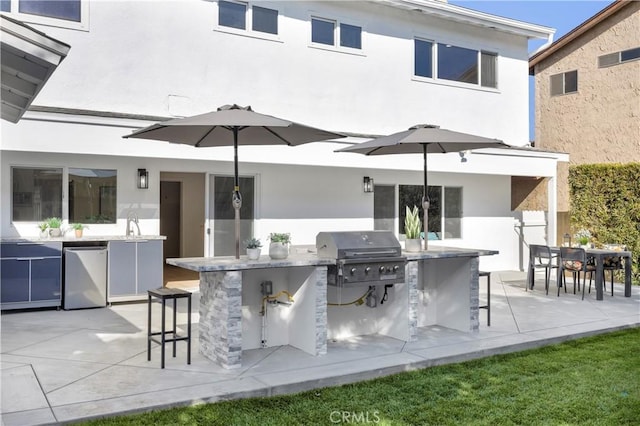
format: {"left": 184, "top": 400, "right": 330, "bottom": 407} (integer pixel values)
{"left": 3, "top": 0, "right": 87, "bottom": 29}
{"left": 550, "top": 70, "right": 578, "bottom": 96}
{"left": 438, "top": 43, "right": 478, "bottom": 85}
{"left": 252, "top": 5, "right": 277, "bottom": 35}
{"left": 340, "top": 23, "right": 361, "bottom": 49}
{"left": 311, "top": 18, "right": 334, "bottom": 46}
{"left": 599, "top": 46, "right": 640, "bottom": 67}
{"left": 382, "top": 185, "right": 462, "bottom": 240}
{"left": 374, "top": 185, "right": 395, "bottom": 231}
{"left": 68, "top": 168, "right": 117, "bottom": 223}
{"left": 19, "top": 0, "right": 80, "bottom": 22}
{"left": 414, "top": 39, "right": 433, "bottom": 78}
{"left": 211, "top": 176, "right": 255, "bottom": 256}
{"left": 218, "top": 1, "right": 278, "bottom": 35}
{"left": 312, "top": 17, "right": 362, "bottom": 50}
{"left": 12, "top": 167, "right": 63, "bottom": 222}
{"left": 414, "top": 39, "right": 497, "bottom": 88}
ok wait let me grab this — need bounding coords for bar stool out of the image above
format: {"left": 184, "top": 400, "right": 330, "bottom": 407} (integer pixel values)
{"left": 478, "top": 271, "right": 491, "bottom": 326}
{"left": 147, "top": 287, "right": 192, "bottom": 369}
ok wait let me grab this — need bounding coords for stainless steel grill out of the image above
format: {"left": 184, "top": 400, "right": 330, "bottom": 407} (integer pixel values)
{"left": 316, "top": 231, "right": 406, "bottom": 287}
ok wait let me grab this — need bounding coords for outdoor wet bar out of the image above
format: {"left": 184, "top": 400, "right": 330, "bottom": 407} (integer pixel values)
{"left": 167, "top": 236, "right": 497, "bottom": 370}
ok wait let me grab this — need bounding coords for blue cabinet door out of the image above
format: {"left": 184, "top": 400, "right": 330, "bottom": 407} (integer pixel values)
{"left": 31, "top": 258, "right": 62, "bottom": 301}
{"left": 1, "top": 259, "right": 30, "bottom": 303}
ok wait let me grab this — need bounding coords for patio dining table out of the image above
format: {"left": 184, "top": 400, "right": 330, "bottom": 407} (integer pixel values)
{"left": 546, "top": 246, "right": 633, "bottom": 301}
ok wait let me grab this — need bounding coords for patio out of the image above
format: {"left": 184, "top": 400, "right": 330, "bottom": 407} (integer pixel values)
{"left": 1, "top": 270, "right": 639, "bottom": 426}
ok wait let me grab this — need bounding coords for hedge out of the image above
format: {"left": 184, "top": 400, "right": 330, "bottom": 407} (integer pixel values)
{"left": 569, "top": 163, "right": 640, "bottom": 285}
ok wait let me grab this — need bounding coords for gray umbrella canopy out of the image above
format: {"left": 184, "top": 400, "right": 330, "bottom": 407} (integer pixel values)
{"left": 336, "top": 124, "right": 509, "bottom": 249}
{"left": 124, "top": 104, "right": 344, "bottom": 258}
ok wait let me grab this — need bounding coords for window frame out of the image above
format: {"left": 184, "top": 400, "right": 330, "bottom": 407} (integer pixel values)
{"left": 550, "top": 70, "right": 578, "bottom": 96}
{"left": 216, "top": 0, "right": 281, "bottom": 41}
{"left": 397, "top": 184, "right": 463, "bottom": 241}
{"left": 1, "top": 0, "right": 89, "bottom": 31}
{"left": 413, "top": 37, "right": 498, "bottom": 90}
{"left": 309, "top": 14, "right": 364, "bottom": 54}
{"left": 598, "top": 46, "right": 640, "bottom": 68}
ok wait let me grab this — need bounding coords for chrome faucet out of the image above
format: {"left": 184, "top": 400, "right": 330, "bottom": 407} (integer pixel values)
{"left": 126, "top": 211, "right": 141, "bottom": 236}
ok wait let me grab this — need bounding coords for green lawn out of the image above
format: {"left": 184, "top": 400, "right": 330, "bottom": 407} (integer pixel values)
{"left": 84, "top": 328, "right": 640, "bottom": 425}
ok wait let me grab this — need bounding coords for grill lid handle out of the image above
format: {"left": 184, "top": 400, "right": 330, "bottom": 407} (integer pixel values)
{"left": 345, "top": 249, "right": 399, "bottom": 257}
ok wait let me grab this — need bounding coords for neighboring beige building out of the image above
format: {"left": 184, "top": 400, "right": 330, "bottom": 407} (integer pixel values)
{"left": 528, "top": 0, "right": 640, "bottom": 239}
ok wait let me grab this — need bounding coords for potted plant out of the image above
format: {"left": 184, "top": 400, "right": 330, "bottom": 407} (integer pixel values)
{"left": 575, "top": 229, "right": 592, "bottom": 248}
{"left": 37, "top": 222, "right": 49, "bottom": 239}
{"left": 268, "top": 232, "right": 291, "bottom": 260}
{"left": 47, "top": 217, "right": 62, "bottom": 237}
{"left": 72, "top": 223, "right": 87, "bottom": 238}
{"left": 245, "top": 237, "right": 262, "bottom": 260}
{"left": 404, "top": 205, "right": 422, "bottom": 252}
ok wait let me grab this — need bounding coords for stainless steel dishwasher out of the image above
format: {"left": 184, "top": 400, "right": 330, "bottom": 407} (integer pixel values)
{"left": 64, "top": 246, "right": 108, "bottom": 309}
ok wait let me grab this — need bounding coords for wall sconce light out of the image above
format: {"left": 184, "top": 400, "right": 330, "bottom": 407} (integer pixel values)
{"left": 137, "top": 168, "right": 149, "bottom": 189}
{"left": 363, "top": 176, "right": 374, "bottom": 193}
{"left": 459, "top": 150, "right": 469, "bottom": 163}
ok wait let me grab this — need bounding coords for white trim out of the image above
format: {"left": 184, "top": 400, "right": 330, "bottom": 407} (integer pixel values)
{"left": 2, "top": 0, "right": 90, "bottom": 32}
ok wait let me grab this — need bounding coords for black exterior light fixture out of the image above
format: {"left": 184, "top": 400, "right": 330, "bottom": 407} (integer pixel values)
{"left": 363, "top": 176, "right": 374, "bottom": 193}
{"left": 137, "top": 168, "right": 149, "bottom": 189}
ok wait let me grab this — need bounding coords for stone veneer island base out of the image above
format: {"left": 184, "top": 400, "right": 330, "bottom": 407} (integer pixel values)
{"left": 167, "top": 246, "right": 497, "bottom": 369}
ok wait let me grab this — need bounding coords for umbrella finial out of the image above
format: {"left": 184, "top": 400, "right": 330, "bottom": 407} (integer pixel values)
{"left": 410, "top": 124, "right": 440, "bottom": 130}
{"left": 218, "top": 104, "right": 252, "bottom": 112}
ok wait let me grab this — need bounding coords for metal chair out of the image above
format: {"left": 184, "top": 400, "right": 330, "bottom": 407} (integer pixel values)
{"left": 558, "top": 247, "right": 596, "bottom": 300}
{"left": 147, "top": 287, "right": 192, "bottom": 369}
{"left": 527, "top": 244, "right": 558, "bottom": 295}
{"left": 588, "top": 253, "right": 623, "bottom": 297}
{"left": 478, "top": 271, "right": 491, "bottom": 326}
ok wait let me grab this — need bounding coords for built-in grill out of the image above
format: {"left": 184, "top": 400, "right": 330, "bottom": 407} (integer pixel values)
{"left": 316, "top": 231, "right": 407, "bottom": 287}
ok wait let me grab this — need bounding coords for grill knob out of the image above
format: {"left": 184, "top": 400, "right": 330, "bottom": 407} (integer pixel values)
{"left": 364, "top": 267, "right": 371, "bottom": 274}
{"left": 393, "top": 265, "right": 400, "bottom": 272}
{"left": 379, "top": 266, "right": 386, "bottom": 273}
{"left": 350, "top": 267, "right": 357, "bottom": 275}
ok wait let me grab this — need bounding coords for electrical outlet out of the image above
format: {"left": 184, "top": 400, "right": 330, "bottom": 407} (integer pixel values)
{"left": 261, "top": 281, "right": 272, "bottom": 296}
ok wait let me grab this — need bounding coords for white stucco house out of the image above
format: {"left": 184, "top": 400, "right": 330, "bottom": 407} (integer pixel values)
{"left": 1, "top": 0, "right": 563, "bottom": 272}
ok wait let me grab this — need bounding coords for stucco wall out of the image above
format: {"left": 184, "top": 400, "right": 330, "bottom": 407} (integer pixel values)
{"left": 533, "top": 2, "right": 640, "bottom": 211}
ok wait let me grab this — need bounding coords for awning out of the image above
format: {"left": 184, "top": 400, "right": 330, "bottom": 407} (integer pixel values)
{"left": 1, "top": 14, "right": 70, "bottom": 123}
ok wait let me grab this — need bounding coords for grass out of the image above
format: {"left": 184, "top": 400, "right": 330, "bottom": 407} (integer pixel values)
{"left": 84, "top": 328, "right": 639, "bottom": 425}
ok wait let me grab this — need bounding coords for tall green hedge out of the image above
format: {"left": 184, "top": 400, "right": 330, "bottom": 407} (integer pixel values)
{"left": 569, "top": 163, "right": 640, "bottom": 285}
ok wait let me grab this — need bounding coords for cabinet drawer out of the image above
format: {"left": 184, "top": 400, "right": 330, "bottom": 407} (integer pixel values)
{"left": 1, "top": 242, "right": 63, "bottom": 258}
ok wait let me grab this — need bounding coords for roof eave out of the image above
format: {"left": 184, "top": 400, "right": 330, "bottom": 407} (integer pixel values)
{"left": 529, "top": 0, "right": 628, "bottom": 74}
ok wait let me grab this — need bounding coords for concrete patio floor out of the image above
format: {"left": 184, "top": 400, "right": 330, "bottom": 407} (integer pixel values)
{"left": 1, "top": 270, "right": 639, "bottom": 425}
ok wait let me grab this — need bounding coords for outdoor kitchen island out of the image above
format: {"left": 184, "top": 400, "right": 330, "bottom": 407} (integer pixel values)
{"left": 167, "top": 243, "right": 497, "bottom": 370}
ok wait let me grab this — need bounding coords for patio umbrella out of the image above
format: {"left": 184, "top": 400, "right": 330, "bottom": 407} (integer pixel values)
{"left": 124, "top": 104, "right": 344, "bottom": 258}
{"left": 336, "top": 124, "right": 509, "bottom": 249}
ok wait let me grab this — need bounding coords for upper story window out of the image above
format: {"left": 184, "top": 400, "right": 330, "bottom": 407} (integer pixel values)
{"left": 2, "top": 0, "right": 87, "bottom": 29}
{"left": 598, "top": 46, "right": 640, "bottom": 68}
{"left": 218, "top": 1, "right": 278, "bottom": 36}
{"left": 311, "top": 16, "right": 362, "bottom": 51}
{"left": 550, "top": 70, "right": 578, "bottom": 96}
{"left": 414, "top": 39, "right": 497, "bottom": 89}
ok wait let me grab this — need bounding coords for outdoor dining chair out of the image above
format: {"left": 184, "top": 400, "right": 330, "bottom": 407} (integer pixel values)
{"left": 588, "top": 247, "right": 625, "bottom": 297}
{"left": 559, "top": 247, "right": 596, "bottom": 300}
{"left": 527, "top": 244, "right": 558, "bottom": 295}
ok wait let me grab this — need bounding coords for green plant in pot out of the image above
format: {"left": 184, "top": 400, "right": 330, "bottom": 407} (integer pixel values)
{"left": 37, "top": 222, "right": 49, "bottom": 239}
{"left": 575, "top": 229, "right": 592, "bottom": 247}
{"left": 46, "top": 217, "right": 62, "bottom": 237}
{"left": 244, "top": 237, "right": 262, "bottom": 260}
{"left": 71, "top": 223, "right": 87, "bottom": 238}
{"left": 268, "top": 232, "right": 291, "bottom": 260}
{"left": 404, "top": 205, "right": 422, "bottom": 252}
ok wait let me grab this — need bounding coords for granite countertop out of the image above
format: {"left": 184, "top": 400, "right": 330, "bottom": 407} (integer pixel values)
{"left": 403, "top": 246, "right": 499, "bottom": 260}
{"left": 1, "top": 235, "right": 166, "bottom": 243}
{"left": 167, "top": 246, "right": 498, "bottom": 272}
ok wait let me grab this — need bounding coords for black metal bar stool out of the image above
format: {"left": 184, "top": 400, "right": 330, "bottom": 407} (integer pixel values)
{"left": 147, "top": 287, "right": 192, "bottom": 369}
{"left": 478, "top": 271, "right": 491, "bottom": 326}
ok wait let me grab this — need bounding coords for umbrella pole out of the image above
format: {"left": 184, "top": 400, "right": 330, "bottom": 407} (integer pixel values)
{"left": 232, "top": 127, "right": 242, "bottom": 259}
{"left": 422, "top": 143, "right": 429, "bottom": 250}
